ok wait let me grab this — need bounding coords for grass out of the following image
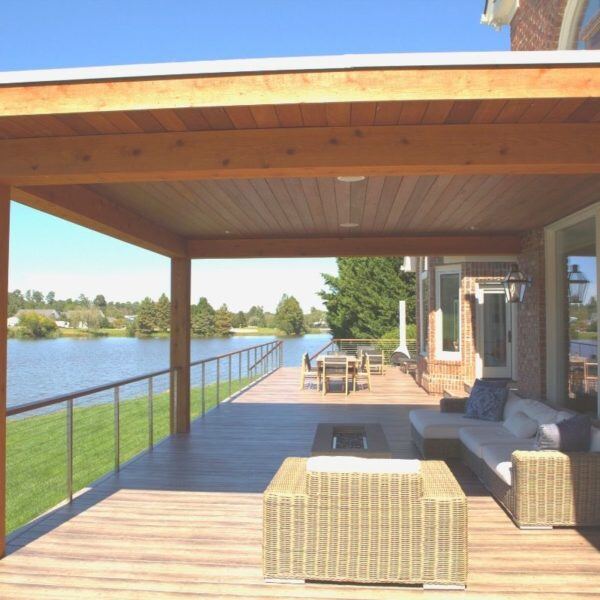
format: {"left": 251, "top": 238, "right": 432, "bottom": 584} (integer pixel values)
{"left": 6, "top": 374, "right": 254, "bottom": 535}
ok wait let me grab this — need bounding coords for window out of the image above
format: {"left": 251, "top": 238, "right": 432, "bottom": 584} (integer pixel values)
{"left": 436, "top": 266, "right": 461, "bottom": 359}
{"left": 419, "top": 258, "right": 429, "bottom": 355}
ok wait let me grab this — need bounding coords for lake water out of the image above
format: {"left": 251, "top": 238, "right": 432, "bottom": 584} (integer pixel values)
{"left": 7, "top": 334, "right": 331, "bottom": 410}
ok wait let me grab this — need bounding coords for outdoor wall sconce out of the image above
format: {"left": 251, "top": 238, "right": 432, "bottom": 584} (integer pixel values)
{"left": 502, "top": 264, "right": 531, "bottom": 303}
{"left": 567, "top": 264, "right": 590, "bottom": 305}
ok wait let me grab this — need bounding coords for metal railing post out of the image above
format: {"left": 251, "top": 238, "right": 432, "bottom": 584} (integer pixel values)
{"left": 148, "top": 377, "right": 154, "bottom": 449}
{"left": 228, "top": 354, "right": 232, "bottom": 400}
{"left": 216, "top": 358, "right": 220, "bottom": 406}
{"left": 114, "top": 386, "right": 120, "bottom": 472}
{"left": 201, "top": 361, "right": 206, "bottom": 417}
{"left": 67, "top": 398, "right": 73, "bottom": 503}
{"left": 280, "top": 342, "right": 283, "bottom": 367}
{"left": 238, "top": 351, "right": 242, "bottom": 393}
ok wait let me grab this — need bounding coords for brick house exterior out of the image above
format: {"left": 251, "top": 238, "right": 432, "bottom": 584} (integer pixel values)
{"left": 413, "top": 2, "right": 599, "bottom": 400}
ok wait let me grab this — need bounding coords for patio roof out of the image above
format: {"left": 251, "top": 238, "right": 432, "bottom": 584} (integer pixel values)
{"left": 0, "top": 50, "right": 598, "bottom": 257}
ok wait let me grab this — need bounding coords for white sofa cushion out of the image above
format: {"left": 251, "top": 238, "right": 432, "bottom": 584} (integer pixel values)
{"left": 481, "top": 441, "right": 537, "bottom": 486}
{"left": 459, "top": 426, "right": 518, "bottom": 458}
{"left": 307, "top": 456, "right": 420, "bottom": 474}
{"left": 520, "top": 399, "right": 561, "bottom": 425}
{"left": 503, "top": 411, "right": 538, "bottom": 438}
{"left": 503, "top": 391, "right": 529, "bottom": 421}
{"left": 410, "top": 408, "right": 499, "bottom": 440}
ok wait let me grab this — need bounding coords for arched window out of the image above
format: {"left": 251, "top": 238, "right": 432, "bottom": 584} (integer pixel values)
{"left": 559, "top": 0, "right": 600, "bottom": 49}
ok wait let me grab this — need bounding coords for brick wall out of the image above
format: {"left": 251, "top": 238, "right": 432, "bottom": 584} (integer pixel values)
{"left": 516, "top": 230, "right": 547, "bottom": 398}
{"left": 510, "top": 0, "right": 569, "bottom": 50}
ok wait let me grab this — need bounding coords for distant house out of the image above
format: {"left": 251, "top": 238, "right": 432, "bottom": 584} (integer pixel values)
{"left": 124, "top": 315, "right": 136, "bottom": 323}
{"left": 15, "top": 309, "right": 61, "bottom": 321}
{"left": 55, "top": 320, "right": 69, "bottom": 328}
{"left": 6, "top": 316, "right": 19, "bottom": 328}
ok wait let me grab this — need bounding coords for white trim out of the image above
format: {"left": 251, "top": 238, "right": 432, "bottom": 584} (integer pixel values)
{"left": 545, "top": 202, "right": 600, "bottom": 416}
{"left": 475, "top": 283, "right": 517, "bottom": 379}
{"left": 558, "top": 0, "right": 588, "bottom": 50}
{"left": 481, "top": 0, "right": 520, "bottom": 30}
{"left": 419, "top": 258, "right": 429, "bottom": 356}
{"left": 435, "top": 264, "right": 462, "bottom": 361}
{"left": 0, "top": 50, "right": 599, "bottom": 85}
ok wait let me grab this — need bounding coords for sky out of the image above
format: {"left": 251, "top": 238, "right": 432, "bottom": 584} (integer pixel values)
{"left": 3, "top": 1, "right": 510, "bottom": 312}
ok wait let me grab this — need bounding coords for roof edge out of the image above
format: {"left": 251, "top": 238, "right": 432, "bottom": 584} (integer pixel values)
{"left": 1, "top": 50, "right": 599, "bottom": 86}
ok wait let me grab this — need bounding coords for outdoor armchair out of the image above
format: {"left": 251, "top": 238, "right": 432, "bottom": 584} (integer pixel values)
{"left": 263, "top": 457, "right": 468, "bottom": 589}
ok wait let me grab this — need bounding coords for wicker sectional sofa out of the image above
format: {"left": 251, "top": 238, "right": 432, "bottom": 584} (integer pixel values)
{"left": 409, "top": 392, "right": 600, "bottom": 529}
{"left": 263, "top": 457, "right": 468, "bottom": 589}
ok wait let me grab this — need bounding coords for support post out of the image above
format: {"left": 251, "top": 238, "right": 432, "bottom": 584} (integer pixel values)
{"left": 170, "top": 257, "right": 191, "bottom": 434}
{"left": 0, "top": 186, "right": 9, "bottom": 558}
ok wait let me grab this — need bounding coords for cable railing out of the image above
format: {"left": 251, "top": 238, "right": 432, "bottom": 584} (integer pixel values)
{"left": 310, "top": 338, "right": 418, "bottom": 364}
{"left": 6, "top": 340, "right": 282, "bottom": 536}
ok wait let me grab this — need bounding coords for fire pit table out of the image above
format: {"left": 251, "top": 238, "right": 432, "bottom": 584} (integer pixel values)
{"left": 310, "top": 423, "right": 392, "bottom": 458}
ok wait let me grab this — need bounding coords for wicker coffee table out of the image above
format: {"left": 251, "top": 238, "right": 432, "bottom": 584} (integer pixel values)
{"left": 311, "top": 423, "right": 392, "bottom": 457}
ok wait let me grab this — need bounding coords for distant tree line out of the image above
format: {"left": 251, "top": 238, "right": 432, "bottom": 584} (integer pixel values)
{"left": 7, "top": 288, "right": 326, "bottom": 338}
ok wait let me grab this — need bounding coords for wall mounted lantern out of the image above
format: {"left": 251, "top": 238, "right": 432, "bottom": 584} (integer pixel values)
{"left": 567, "top": 264, "right": 590, "bottom": 305}
{"left": 502, "top": 264, "right": 531, "bottom": 303}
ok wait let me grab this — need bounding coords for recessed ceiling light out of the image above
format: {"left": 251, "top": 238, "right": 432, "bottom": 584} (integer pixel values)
{"left": 337, "top": 175, "right": 366, "bottom": 183}
{"left": 224, "top": 230, "right": 231, "bottom": 234}
{"left": 339, "top": 222, "right": 359, "bottom": 228}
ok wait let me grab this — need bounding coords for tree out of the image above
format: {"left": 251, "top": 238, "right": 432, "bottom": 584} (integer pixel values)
{"left": 304, "top": 306, "right": 326, "bottom": 330}
{"left": 136, "top": 297, "right": 157, "bottom": 334}
{"left": 246, "top": 305, "right": 266, "bottom": 327}
{"left": 232, "top": 310, "right": 247, "bottom": 328}
{"left": 274, "top": 294, "right": 306, "bottom": 335}
{"left": 78, "top": 294, "right": 90, "bottom": 308}
{"left": 319, "top": 257, "right": 416, "bottom": 338}
{"left": 214, "top": 303, "right": 233, "bottom": 336}
{"left": 191, "top": 297, "right": 215, "bottom": 336}
{"left": 7, "top": 290, "right": 24, "bottom": 317}
{"left": 17, "top": 312, "right": 58, "bottom": 339}
{"left": 155, "top": 293, "right": 171, "bottom": 332}
{"left": 45, "top": 291, "right": 56, "bottom": 306}
{"left": 93, "top": 294, "right": 107, "bottom": 310}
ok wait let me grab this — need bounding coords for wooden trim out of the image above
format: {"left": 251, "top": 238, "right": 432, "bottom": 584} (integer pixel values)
{"left": 170, "top": 258, "right": 191, "bottom": 434}
{"left": 0, "top": 65, "right": 598, "bottom": 117}
{"left": 187, "top": 235, "right": 522, "bottom": 258}
{"left": 1, "top": 123, "right": 599, "bottom": 185}
{"left": 0, "top": 186, "right": 9, "bottom": 558}
{"left": 11, "top": 186, "right": 186, "bottom": 258}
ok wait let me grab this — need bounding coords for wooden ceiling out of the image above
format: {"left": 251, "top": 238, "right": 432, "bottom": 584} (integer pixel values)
{"left": 1, "top": 59, "right": 599, "bottom": 257}
{"left": 85, "top": 174, "right": 600, "bottom": 239}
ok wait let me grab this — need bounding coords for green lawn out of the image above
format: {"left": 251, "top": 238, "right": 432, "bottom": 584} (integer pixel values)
{"left": 6, "top": 374, "right": 253, "bottom": 534}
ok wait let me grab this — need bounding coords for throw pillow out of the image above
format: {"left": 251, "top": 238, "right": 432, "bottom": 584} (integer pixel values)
{"left": 591, "top": 427, "right": 600, "bottom": 452}
{"left": 558, "top": 414, "right": 592, "bottom": 452}
{"left": 503, "top": 411, "right": 538, "bottom": 438}
{"left": 465, "top": 379, "right": 508, "bottom": 421}
{"left": 536, "top": 415, "right": 592, "bottom": 452}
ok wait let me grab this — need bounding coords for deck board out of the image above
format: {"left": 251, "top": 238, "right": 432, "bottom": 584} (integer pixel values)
{"left": 1, "top": 367, "right": 599, "bottom": 598}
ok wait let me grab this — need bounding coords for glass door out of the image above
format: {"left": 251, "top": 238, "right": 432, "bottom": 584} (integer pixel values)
{"left": 477, "top": 286, "right": 513, "bottom": 379}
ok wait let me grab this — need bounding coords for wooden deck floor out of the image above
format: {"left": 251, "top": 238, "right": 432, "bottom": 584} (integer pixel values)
{"left": 1, "top": 367, "right": 599, "bottom": 599}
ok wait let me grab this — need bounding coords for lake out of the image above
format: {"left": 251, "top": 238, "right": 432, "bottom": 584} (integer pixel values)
{"left": 7, "top": 334, "right": 332, "bottom": 410}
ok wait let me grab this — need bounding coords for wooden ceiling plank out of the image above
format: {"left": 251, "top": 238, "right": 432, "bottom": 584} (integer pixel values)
{"left": 381, "top": 175, "right": 422, "bottom": 232}
{"left": 283, "top": 178, "right": 317, "bottom": 231}
{"left": 224, "top": 106, "right": 258, "bottom": 129}
{"left": 217, "top": 178, "right": 276, "bottom": 232}
{"left": 274, "top": 104, "right": 304, "bottom": 128}
{"left": 299, "top": 104, "right": 328, "bottom": 127}
{"left": 266, "top": 178, "right": 308, "bottom": 233}
{"left": 517, "top": 98, "right": 559, "bottom": 123}
{"left": 445, "top": 100, "right": 481, "bottom": 124}
{"left": 469, "top": 99, "right": 507, "bottom": 124}
{"left": 421, "top": 101, "right": 454, "bottom": 124}
{"left": 12, "top": 184, "right": 186, "bottom": 257}
{"left": 428, "top": 175, "right": 490, "bottom": 228}
{"left": 248, "top": 105, "right": 281, "bottom": 128}
{"left": 415, "top": 175, "right": 468, "bottom": 228}
{"left": 402, "top": 174, "right": 455, "bottom": 230}
{"left": 299, "top": 178, "right": 327, "bottom": 233}
{"left": 2, "top": 65, "right": 598, "bottom": 117}
{"left": 123, "top": 111, "right": 167, "bottom": 133}
{"left": 186, "top": 234, "right": 523, "bottom": 259}
{"left": 3, "top": 123, "right": 599, "bottom": 185}
{"left": 173, "top": 108, "right": 212, "bottom": 131}
{"left": 316, "top": 178, "right": 340, "bottom": 233}
{"left": 360, "top": 176, "right": 386, "bottom": 232}
{"left": 494, "top": 100, "right": 535, "bottom": 124}
{"left": 325, "top": 103, "right": 352, "bottom": 127}
{"left": 542, "top": 98, "right": 586, "bottom": 122}
{"left": 249, "top": 178, "right": 296, "bottom": 232}
{"left": 372, "top": 177, "right": 403, "bottom": 232}
{"left": 566, "top": 99, "right": 600, "bottom": 122}
{"left": 101, "top": 111, "right": 146, "bottom": 133}
{"left": 373, "top": 102, "right": 403, "bottom": 125}
{"left": 149, "top": 109, "right": 188, "bottom": 132}
{"left": 444, "top": 174, "right": 506, "bottom": 225}
{"left": 349, "top": 177, "right": 368, "bottom": 229}
{"left": 349, "top": 102, "right": 377, "bottom": 126}
{"left": 397, "top": 101, "right": 428, "bottom": 125}
{"left": 199, "top": 107, "right": 235, "bottom": 130}
{"left": 231, "top": 179, "right": 284, "bottom": 233}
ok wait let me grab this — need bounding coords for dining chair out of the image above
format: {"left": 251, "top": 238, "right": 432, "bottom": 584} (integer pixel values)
{"left": 322, "top": 356, "right": 350, "bottom": 395}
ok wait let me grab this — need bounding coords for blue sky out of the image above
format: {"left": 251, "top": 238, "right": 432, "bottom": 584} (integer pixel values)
{"left": 4, "top": 1, "right": 509, "bottom": 311}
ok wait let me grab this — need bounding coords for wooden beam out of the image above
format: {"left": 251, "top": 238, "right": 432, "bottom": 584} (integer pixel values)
{"left": 11, "top": 186, "right": 186, "bottom": 257}
{"left": 1, "top": 123, "right": 599, "bottom": 185}
{"left": 0, "top": 186, "right": 10, "bottom": 558}
{"left": 170, "top": 258, "right": 191, "bottom": 434}
{"left": 186, "top": 235, "right": 522, "bottom": 258}
{"left": 0, "top": 65, "right": 598, "bottom": 117}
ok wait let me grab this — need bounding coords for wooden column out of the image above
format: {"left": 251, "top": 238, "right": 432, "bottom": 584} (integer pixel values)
{"left": 170, "top": 257, "right": 191, "bottom": 434}
{"left": 0, "top": 186, "right": 10, "bottom": 557}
